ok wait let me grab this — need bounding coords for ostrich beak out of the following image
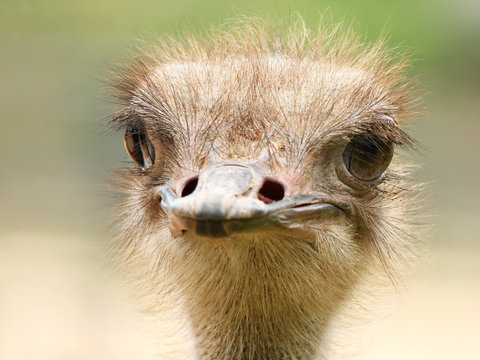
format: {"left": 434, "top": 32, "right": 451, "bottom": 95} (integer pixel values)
{"left": 159, "top": 163, "right": 352, "bottom": 238}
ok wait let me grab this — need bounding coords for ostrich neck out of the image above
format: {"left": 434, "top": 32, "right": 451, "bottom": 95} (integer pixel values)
{"left": 173, "top": 238, "right": 350, "bottom": 360}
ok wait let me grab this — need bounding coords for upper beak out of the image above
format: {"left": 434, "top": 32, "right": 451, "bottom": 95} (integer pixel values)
{"left": 158, "top": 163, "right": 351, "bottom": 238}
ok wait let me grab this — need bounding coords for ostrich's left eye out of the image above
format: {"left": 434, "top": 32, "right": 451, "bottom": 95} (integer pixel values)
{"left": 343, "top": 133, "right": 393, "bottom": 182}
{"left": 124, "top": 124, "right": 156, "bottom": 170}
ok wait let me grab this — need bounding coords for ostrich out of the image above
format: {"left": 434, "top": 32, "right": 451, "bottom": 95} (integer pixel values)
{"left": 109, "top": 20, "right": 422, "bottom": 360}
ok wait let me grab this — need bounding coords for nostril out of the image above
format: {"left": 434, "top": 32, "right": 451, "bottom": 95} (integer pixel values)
{"left": 181, "top": 176, "right": 199, "bottom": 197}
{"left": 258, "top": 179, "right": 285, "bottom": 204}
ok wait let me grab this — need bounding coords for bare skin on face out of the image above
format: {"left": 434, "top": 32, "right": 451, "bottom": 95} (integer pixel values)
{"left": 109, "top": 19, "right": 422, "bottom": 360}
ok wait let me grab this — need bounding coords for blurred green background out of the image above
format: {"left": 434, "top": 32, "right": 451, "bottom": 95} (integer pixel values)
{"left": 0, "top": 1, "right": 479, "bottom": 359}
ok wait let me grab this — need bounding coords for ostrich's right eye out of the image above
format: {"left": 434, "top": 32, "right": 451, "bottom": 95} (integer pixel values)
{"left": 124, "top": 125, "right": 155, "bottom": 170}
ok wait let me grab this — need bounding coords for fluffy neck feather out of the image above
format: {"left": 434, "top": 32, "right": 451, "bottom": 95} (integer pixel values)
{"left": 157, "top": 233, "right": 364, "bottom": 360}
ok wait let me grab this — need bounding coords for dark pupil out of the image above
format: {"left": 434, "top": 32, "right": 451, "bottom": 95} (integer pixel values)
{"left": 125, "top": 127, "right": 145, "bottom": 167}
{"left": 344, "top": 134, "right": 393, "bottom": 181}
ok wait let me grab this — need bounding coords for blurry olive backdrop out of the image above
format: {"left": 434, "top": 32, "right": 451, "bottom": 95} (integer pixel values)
{"left": 1, "top": 1, "right": 479, "bottom": 359}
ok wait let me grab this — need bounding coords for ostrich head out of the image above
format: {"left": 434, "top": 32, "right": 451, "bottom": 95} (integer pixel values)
{"left": 109, "top": 20, "right": 421, "bottom": 360}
